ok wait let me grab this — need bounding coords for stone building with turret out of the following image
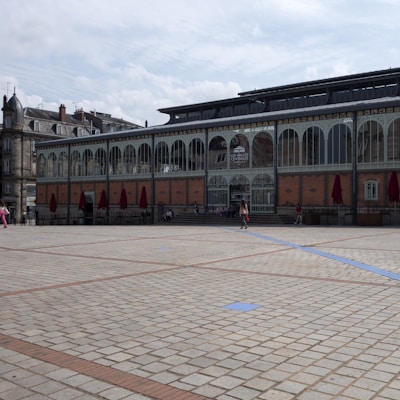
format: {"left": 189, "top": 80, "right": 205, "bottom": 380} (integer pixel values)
{"left": 1, "top": 92, "right": 140, "bottom": 224}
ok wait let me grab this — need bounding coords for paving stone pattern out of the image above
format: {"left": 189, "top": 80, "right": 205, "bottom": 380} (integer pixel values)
{"left": 1, "top": 224, "right": 400, "bottom": 399}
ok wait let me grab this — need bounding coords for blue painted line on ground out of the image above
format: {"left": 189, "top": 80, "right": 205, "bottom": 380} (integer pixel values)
{"left": 157, "top": 246, "right": 170, "bottom": 251}
{"left": 239, "top": 229, "right": 400, "bottom": 282}
{"left": 224, "top": 302, "right": 261, "bottom": 312}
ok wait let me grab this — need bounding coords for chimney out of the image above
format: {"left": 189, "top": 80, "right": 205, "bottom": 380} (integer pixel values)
{"left": 74, "top": 108, "right": 85, "bottom": 123}
{"left": 59, "top": 104, "right": 66, "bottom": 122}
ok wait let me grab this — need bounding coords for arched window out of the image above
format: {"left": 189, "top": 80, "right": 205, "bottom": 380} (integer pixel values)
{"left": 110, "top": 146, "right": 122, "bottom": 175}
{"left": 388, "top": 118, "right": 400, "bottom": 161}
{"left": 302, "top": 126, "right": 325, "bottom": 165}
{"left": 188, "top": 138, "right": 205, "bottom": 171}
{"left": 358, "top": 120, "right": 384, "bottom": 163}
{"left": 82, "top": 149, "right": 93, "bottom": 176}
{"left": 48, "top": 153, "right": 57, "bottom": 177}
{"left": 58, "top": 151, "right": 68, "bottom": 177}
{"left": 230, "top": 134, "right": 249, "bottom": 169}
{"left": 209, "top": 136, "right": 227, "bottom": 170}
{"left": 138, "top": 143, "right": 152, "bottom": 173}
{"left": 327, "top": 124, "right": 352, "bottom": 164}
{"left": 155, "top": 141, "right": 169, "bottom": 172}
{"left": 70, "top": 150, "right": 81, "bottom": 177}
{"left": 171, "top": 139, "right": 186, "bottom": 171}
{"left": 123, "top": 145, "right": 136, "bottom": 174}
{"left": 37, "top": 154, "right": 46, "bottom": 178}
{"left": 278, "top": 129, "right": 299, "bottom": 166}
{"left": 95, "top": 148, "right": 107, "bottom": 175}
{"left": 252, "top": 132, "right": 273, "bottom": 168}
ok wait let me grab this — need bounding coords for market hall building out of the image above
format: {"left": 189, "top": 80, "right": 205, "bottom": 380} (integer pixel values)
{"left": 35, "top": 68, "right": 400, "bottom": 225}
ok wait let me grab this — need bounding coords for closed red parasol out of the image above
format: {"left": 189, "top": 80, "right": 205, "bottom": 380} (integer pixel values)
{"left": 331, "top": 175, "right": 343, "bottom": 205}
{"left": 388, "top": 170, "right": 399, "bottom": 202}
{"left": 98, "top": 189, "right": 108, "bottom": 209}
{"left": 119, "top": 188, "right": 128, "bottom": 209}
{"left": 139, "top": 186, "right": 148, "bottom": 209}
{"left": 79, "top": 191, "right": 86, "bottom": 211}
{"left": 49, "top": 193, "right": 57, "bottom": 213}
{"left": 331, "top": 175, "right": 342, "bottom": 225}
{"left": 388, "top": 170, "right": 399, "bottom": 216}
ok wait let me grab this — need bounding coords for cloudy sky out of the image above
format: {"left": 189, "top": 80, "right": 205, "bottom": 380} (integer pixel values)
{"left": 1, "top": 0, "right": 400, "bottom": 126}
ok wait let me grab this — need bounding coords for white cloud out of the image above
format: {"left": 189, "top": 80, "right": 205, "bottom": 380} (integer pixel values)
{"left": 1, "top": 0, "right": 400, "bottom": 126}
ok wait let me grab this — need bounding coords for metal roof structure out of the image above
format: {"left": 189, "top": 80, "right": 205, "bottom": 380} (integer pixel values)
{"left": 158, "top": 67, "right": 400, "bottom": 123}
{"left": 36, "top": 67, "right": 400, "bottom": 148}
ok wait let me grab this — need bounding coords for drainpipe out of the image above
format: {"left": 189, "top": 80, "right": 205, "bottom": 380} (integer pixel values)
{"left": 352, "top": 112, "right": 358, "bottom": 225}
{"left": 151, "top": 133, "right": 155, "bottom": 224}
{"left": 205, "top": 128, "right": 209, "bottom": 212}
{"left": 67, "top": 143, "right": 71, "bottom": 224}
{"left": 106, "top": 139, "right": 110, "bottom": 224}
{"left": 273, "top": 121, "right": 278, "bottom": 214}
{"left": 20, "top": 132, "right": 24, "bottom": 218}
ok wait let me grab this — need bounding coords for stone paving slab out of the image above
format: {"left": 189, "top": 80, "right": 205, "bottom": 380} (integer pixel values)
{"left": 1, "top": 224, "right": 400, "bottom": 399}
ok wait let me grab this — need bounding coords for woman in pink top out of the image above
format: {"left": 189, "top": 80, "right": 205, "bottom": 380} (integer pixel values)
{"left": 0, "top": 200, "right": 9, "bottom": 228}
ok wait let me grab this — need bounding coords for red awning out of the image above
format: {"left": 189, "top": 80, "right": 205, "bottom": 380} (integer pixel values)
{"left": 49, "top": 193, "right": 57, "bottom": 213}
{"left": 331, "top": 175, "right": 343, "bottom": 205}
{"left": 119, "top": 188, "right": 128, "bottom": 209}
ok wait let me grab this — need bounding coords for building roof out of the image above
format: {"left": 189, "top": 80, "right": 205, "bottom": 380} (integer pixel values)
{"left": 36, "top": 67, "right": 400, "bottom": 148}
{"left": 85, "top": 111, "right": 141, "bottom": 133}
{"left": 238, "top": 67, "right": 400, "bottom": 97}
{"left": 158, "top": 67, "right": 400, "bottom": 124}
{"left": 25, "top": 107, "right": 85, "bottom": 125}
{"left": 5, "top": 93, "right": 25, "bottom": 127}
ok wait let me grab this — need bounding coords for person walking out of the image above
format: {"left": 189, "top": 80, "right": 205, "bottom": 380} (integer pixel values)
{"left": 294, "top": 203, "right": 302, "bottom": 224}
{"left": 21, "top": 211, "right": 27, "bottom": 225}
{"left": 239, "top": 199, "right": 249, "bottom": 229}
{"left": 0, "top": 200, "right": 9, "bottom": 228}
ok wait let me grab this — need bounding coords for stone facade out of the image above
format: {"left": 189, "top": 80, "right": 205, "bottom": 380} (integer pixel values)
{"left": 0, "top": 94, "right": 140, "bottom": 224}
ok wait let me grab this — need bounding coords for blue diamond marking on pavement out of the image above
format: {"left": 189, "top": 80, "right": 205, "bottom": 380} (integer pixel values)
{"left": 224, "top": 302, "right": 261, "bottom": 312}
{"left": 157, "top": 246, "right": 170, "bottom": 251}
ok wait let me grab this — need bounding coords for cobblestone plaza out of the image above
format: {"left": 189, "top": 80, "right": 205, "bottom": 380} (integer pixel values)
{"left": 1, "top": 224, "right": 400, "bottom": 399}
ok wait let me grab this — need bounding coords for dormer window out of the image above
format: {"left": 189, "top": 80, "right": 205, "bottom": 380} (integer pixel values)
{"left": 34, "top": 120, "right": 40, "bottom": 131}
{"left": 56, "top": 124, "right": 62, "bottom": 135}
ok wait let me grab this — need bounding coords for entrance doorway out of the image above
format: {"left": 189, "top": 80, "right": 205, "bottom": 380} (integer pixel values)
{"left": 84, "top": 192, "right": 94, "bottom": 225}
{"left": 229, "top": 175, "right": 250, "bottom": 214}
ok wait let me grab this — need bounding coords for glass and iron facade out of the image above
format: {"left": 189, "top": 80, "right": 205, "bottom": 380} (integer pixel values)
{"left": 35, "top": 68, "right": 400, "bottom": 225}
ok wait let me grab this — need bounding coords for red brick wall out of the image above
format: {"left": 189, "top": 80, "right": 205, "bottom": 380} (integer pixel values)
{"left": 278, "top": 173, "right": 353, "bottom": 207}
{"left": 37, "top": 171, "right": 393, "bottom": 217}
{"left": 188, "top": 178, "right": 204, "bottom": 206}
{"left": 155, "top": 180, "right": 171, "bottom": 205}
